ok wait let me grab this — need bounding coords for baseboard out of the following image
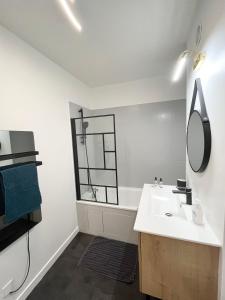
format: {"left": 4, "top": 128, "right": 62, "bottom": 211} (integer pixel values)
{"left": 16, "top": 226, "right": 79, "bottom": 300}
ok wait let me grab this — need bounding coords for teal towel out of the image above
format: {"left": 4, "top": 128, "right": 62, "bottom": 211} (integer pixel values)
{"left": 0, "top": 163, "right": 42, "bottom": 224}
{"left": 0, "top": 163, "right": 29, "bottom": 216}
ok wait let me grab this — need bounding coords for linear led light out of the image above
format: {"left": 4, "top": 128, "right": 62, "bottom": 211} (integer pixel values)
{"left": 58, "top": 0, "right": 82, "bottom": 32}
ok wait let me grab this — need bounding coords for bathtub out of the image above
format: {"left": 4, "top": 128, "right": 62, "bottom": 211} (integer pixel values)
{"left": 76, "top": 186, "right": 142, "bottom": 244}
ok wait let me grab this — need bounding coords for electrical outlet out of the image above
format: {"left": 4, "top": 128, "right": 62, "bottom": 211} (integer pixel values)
{"left": 1, "top": 279, "right": 13, "bottom": 298}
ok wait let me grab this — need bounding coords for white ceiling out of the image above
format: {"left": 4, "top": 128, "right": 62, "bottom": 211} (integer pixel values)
{"left": 0, "top": 0, "right": 197, "bottom": 87}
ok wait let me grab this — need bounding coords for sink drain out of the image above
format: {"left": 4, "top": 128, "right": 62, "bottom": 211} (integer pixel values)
{"left": 165, "top": 212, "right": 173, "bottom": 217}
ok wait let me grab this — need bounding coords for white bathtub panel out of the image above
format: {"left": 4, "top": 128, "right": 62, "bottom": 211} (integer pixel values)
{"left": 76, "top": 186, "right": 141, "bottom": 244}
{"left": 77, "top": 204, "right": 89, "bottom": 233}
{"left": 102, "top": 209, "right": 138, "bottom": 244}
{"left": 87, "top": 206, "right": 103, "bottom": 236}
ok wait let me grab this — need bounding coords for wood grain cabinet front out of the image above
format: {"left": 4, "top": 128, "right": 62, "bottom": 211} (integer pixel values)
{"left": 138, "top": 233, "right": 219, "bottom": 300}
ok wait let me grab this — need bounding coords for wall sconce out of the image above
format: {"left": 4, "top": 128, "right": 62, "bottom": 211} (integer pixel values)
{"left": 193, "top": 52, "right": 206, "bottom": 70}
{"left": 172, "top": 24, "right": 206, "bottom": 82}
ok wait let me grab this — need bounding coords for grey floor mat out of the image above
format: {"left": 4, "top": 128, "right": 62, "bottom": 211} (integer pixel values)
{"left": 78, "top": 236, "right": 138, "bottom": 283}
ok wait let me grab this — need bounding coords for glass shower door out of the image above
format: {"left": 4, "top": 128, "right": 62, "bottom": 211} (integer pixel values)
{"left": 71, "top": 114, "right": 119, "bottom": 205}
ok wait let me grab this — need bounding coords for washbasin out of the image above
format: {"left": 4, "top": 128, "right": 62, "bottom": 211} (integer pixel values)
{"left": 152, "top": 193, "right": 188, "bottom": 220}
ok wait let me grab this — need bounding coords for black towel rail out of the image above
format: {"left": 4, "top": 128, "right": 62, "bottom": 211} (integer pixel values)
{"left": 0, "top": 151, "right": 42, "bottom": 167}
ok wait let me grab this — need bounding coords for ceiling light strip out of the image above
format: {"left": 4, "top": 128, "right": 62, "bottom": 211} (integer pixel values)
{"left": 58, "top": 0, "right": 82, "bottom": 32}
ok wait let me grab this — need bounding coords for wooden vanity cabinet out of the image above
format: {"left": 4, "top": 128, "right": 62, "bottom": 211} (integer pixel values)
{"left": 138, "top": 233, "right": 219, "bottom": 300}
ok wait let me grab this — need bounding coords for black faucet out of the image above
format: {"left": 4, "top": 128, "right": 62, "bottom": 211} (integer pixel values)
{"left": 172, "top": 187, "right": 192, "bottom": 205}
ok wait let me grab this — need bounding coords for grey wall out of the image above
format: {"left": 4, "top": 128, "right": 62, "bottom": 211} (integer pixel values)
{"left": 94, "top": 100, "right": 186, "bottom": 187}
{"left": 70, "top": 100, "right": 186, "bottom": 189}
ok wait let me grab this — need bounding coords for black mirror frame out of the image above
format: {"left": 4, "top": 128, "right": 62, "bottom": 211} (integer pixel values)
{"left": 187, "top": 78, "right": 211, "bottom": 173}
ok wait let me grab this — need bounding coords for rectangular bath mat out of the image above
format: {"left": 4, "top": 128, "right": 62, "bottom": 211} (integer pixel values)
{"left": 78, "top": 236, "right": 138, "bottom": 283}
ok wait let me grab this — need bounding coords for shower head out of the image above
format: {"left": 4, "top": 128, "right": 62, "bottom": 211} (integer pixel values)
{"left": 82, "top": 121, "right": 89, "bottom": 129}
{"left": 79, "top": 116, "right": 88, "bottom": 144}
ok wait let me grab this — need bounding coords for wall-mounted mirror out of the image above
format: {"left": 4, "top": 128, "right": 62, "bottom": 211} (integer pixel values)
{"left": 187, "top": 79, "right": 211, "bottom": 172}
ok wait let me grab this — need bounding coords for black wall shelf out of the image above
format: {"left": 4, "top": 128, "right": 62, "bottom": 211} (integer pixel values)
{"left": 0, "top": 151, "right": 39, "bottom": 161}
{"left": 0, "top": 151, "right": 42, "bottom": 168}
{"left": 76, "top": 132, "right": 115, "bottom": 136}
{"left": 79, "top": 167, "right": 116, "bottom": 171}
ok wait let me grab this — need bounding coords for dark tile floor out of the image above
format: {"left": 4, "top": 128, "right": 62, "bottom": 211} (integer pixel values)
{"left": 28, "top": 233, "right": 157, "bottom": 300}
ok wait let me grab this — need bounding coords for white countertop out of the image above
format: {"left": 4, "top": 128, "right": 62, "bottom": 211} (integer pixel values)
{"left": 134, "top": 184, "right": 221, "bottom": 247}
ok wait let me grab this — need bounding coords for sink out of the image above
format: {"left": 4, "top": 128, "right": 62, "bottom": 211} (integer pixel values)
{"left": 152, "top": 189, "right": 189, "bottom": 220}
{"left": 153, "top": 197, "right": 174, "bottom": 215}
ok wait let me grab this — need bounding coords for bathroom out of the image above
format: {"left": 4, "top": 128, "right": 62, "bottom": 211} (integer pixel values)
{"left": 0, "top": 0, "right": 225, "bottom": 299}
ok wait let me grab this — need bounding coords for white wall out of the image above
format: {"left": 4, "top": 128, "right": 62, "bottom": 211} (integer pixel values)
{"left": 91, "top": 74, "right": 186, "bottom": 109}
{"left": 186, "top": 0, "right": 225, "bottom": 298}
{"left": 0, "top": 25, "right": 91, "bottom": 299}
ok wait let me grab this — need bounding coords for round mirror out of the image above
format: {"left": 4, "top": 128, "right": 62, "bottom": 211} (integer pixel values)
{"left": 187, "top": 110, "right": 211, "bottom": 172}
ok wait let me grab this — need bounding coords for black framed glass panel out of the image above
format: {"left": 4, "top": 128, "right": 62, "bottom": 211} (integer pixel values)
{"left": 71, "top": 114, "right": 118, "bottom": 205}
